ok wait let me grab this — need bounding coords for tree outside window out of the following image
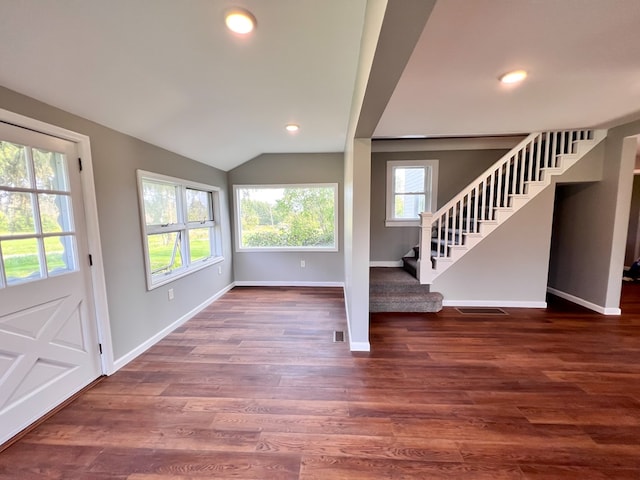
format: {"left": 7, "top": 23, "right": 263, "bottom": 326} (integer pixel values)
{"left": 235, "top": 184, "right": 338, "bottom": 251}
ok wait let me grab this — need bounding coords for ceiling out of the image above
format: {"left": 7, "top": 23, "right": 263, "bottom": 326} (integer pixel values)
{"left": 1, "top": 1, "right": 640, "bottom": 171}
{"left": 0, "top": 0, "right": 367, "bottom": 171}
{"left": 375, "top": 0, "right": 640, "bottom": 138}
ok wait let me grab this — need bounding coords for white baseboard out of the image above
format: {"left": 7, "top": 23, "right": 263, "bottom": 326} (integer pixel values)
{"left": 443, "top": 300, "right": 547, "bottom": 308}
{"left": 369, "top": 261, "right": 403, "bottom": 267}
{"left": 349, "top": 341, "right": 371, "bottom": 351}
{"left": 342, "top": 285, "right": 371, "bottom": 352}
{"left": 547, "top": 287, "right": 621, "bottom": 315}
{"left": 234, "top": 280, "right": 344, "bottom": 287}
{"left": 343, "top": 284, "right": 352, "bottom": 345}
{"left": 111, "top": 283, "right": 235, "bottom": 372}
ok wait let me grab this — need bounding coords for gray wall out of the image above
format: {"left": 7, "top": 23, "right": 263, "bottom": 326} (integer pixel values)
{"left": 548, "top": 125, "right": 637, "bottom": 310}
{"left": 0, "top": 86, "right": 233, "bottom": 361}
{"left": 433, "top": 185, "right": 555, "bottom": 304}
{"left": 370, "top": 149, "right": 508, "bottom": 262}
{"left": 228, "top": 153, "right": 344, "bottom": 284}
{"left": 624, "top": 174, "right": 640, "bottom": 265}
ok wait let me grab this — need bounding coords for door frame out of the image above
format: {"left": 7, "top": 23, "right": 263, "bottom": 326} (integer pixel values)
{"left": 0, "top": 108, "right": 114, "bottom": 374}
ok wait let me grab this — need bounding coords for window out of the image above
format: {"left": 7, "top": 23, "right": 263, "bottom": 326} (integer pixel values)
{"left": 137, "top": 170, "right": 223, "bottom": 289}
{"left": 234, "top": 184, "right": 338, "bottom": 251}
{"left": 0, "top": 138, "right": 77, "bottom": 287}
{"left": 386, "top": 160, "right": 438, "bottom": 227}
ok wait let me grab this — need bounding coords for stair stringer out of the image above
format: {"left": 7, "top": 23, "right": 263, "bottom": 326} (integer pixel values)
{"left": 417, "top": 129, "right": 607, "bottom": 285}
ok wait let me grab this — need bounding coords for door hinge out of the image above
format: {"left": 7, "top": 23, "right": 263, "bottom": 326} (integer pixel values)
{"left": 98, "top": 343, "right": 103, "bottom": 354}
{"left": 78, "top": 157, "right": 83, "bottom": 171}
{"left": 88, "top": 254, "right": 93, "bottom": 266}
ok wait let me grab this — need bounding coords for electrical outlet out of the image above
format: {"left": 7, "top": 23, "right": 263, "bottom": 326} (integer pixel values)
{"left": 168, "top": 288, "right": 174, "bottom": 301}
{"left": 300, "top": 260, "right": 305, "bottom": 268}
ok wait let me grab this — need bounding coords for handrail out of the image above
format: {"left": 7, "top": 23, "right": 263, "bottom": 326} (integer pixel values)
{"left": 430, "top": 132, "right": 538, "bottom": 221}
{"left": 422, "top": 130, "right": 594, "bottom": 263}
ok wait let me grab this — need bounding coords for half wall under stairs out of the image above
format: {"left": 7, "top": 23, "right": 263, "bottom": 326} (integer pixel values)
{"left": 369, "top": 267, "right": 443, "bottom": 313}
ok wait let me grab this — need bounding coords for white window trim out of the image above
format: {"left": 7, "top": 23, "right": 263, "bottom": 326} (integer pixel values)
{"left": 385, "top": 159, "right": 438, "bottom": 227}
{"left": 137, "top": 170, "right": 223, "bottom": 290}
{"left": 234, "top": 183, "right": 339, "bottom": 252}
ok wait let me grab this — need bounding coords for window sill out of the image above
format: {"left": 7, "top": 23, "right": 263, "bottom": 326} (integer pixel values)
{"left": 148, "top": 256, "right": 224, "bottom": 290}
{"left": 236, "top": 247, "right": 339, "bottom": 253}
{"left": 385, "top": 220, "right": 420, "bottom": 227}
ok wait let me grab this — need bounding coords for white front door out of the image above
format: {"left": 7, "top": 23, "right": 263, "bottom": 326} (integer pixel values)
{"left": 0, "top": 122, "right": 102, "bottom": 444}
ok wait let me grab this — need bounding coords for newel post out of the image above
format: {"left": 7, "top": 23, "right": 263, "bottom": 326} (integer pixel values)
{"left": 417, "top": 211, "right": 433, "bottom": 283}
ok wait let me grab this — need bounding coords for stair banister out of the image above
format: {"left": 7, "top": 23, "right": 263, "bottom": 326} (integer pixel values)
{"left": 427, "top": 133, "right": 538, "bottom": 229}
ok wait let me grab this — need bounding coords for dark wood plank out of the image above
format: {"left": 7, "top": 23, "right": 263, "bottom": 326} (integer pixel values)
{"left": 2, "top": 285, "right": 640, "bottom": 478}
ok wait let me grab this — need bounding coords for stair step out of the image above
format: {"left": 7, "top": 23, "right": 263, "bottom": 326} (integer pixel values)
{"left": 369, "top": 266, "right": 443, "bottom": 312}
{"left": 402, "top": 256, "right": 418, "bottom": 278}
{"left": 478, "top": 220, "right": 499, "bottom": 236}
{"left": 449, "top": 245, "right": 468, "bottom": 260}
{"left": 508, "top": 195, "right": 531, "bottom": 210}
{"left": 432, "top": 256, "right": 453, "bottom": 270}
{"left": 494, "top": 207, "right": 514, "bottom": 222}
{"left": 370, "top": 291, "right": 443, "bottom": 313}
{"left": 370, "top": 267, "right": 426, "bottom": 294}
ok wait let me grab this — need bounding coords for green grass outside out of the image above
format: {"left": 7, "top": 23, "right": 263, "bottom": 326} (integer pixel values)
{"left": 3, "top": 232, "right": 212, "bottom": 281}
{"left": 146, "top": 230, "right": 211, "bottom": 273}
{"left": 3, "top": 237, "right": 70, "bottom": 281}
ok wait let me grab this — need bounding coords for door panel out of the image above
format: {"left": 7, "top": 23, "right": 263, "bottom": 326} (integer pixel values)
{"left": 0, "top": 122, "right": 102, "bottom": 444}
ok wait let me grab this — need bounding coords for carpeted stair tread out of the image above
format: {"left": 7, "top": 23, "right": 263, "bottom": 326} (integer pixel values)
{"left": 402, "top": 256, "right": 417, "bottom": 277}
{"left": 370, "top": 291, "right": 443, "bottom": 312}
{"left": 370, "top": 266, "right": 419, "bottom": 283}
{"left": 371, "top": 267, "right": 422, "bottom": 294}
{"left": 369, "top": 267, "right": 443, "bottom": 313}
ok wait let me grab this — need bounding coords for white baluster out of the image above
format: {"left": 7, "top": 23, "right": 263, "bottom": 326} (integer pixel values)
{"left": 488, "top": 171, "right": 495, "bottom": 221}
{"left": 510, "top": 155, "right": 517, "bottom": 199}
{"left": 472, "top": 186, "right": 478, "bottom": 232}
{"left": 518, "top": 150, "right": 527, "bottom": 194}
{"left": 536, "top": 134, "right": 542, "bottom": 181}
{"left": 544, "top": 132, "right": 551, "bottom": 169}
{"left": 444, "top": 210, "right": 449, "bottom": 258}
{"left": 498, "top": 167, "right": 503, "bottom": 211}
{"left": 465, "top": 193, "right": 471, "bottom": 233}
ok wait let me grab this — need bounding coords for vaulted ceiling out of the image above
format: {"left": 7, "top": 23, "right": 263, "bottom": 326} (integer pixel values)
{"left": 1, "top": 0, "right": 639, "bottom": 171}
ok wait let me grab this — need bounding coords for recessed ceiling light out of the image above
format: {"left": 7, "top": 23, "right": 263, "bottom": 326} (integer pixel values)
{"left": 285, "top": 124, "right": 299, "bottom": 132}
{"left": 499, "top": 69, "right": 527, "bottom": 84}
{"left": 225, "top": 8, "right": 256, "bottom": 35}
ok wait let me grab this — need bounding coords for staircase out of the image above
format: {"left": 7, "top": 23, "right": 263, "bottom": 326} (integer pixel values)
{"left": 418, "top": 129, "right": 606, "bottom": 284}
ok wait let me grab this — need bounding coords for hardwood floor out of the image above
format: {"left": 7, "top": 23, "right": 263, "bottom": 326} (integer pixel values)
{"left": 2, "top": 284, "right": 640, "bottom": 478}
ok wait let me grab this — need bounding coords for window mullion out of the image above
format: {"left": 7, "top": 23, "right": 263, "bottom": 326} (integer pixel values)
{"left": 187, "top": 220, "right": 215, "bottom": 228}
{"left": 0, "top": 242, "right": 6, "bottom": 288}
{"left": 146, "top": 223, "right": 184, "bottom": 235}
{"left": 26, "top": 146, "right": 48, "bottom": 279}
{"left": 177, "top": 185, "right": 190, "bottom": 266}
